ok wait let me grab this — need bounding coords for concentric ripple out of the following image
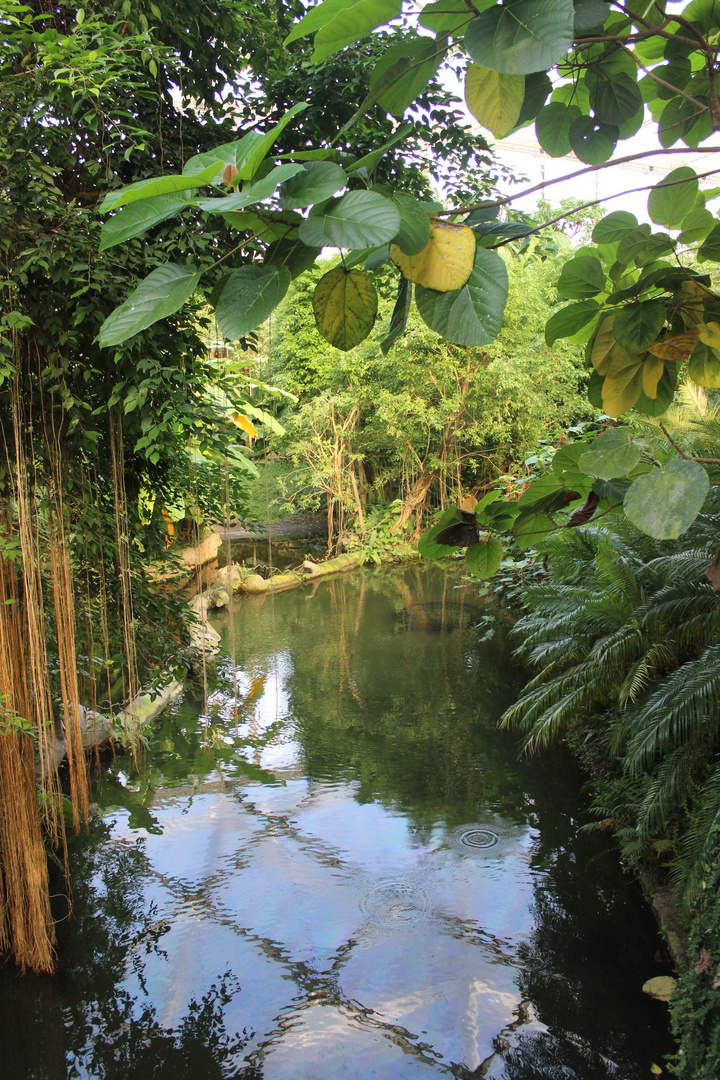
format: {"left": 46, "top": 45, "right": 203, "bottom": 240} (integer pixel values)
{"left": 359, "top": 880, "right": 431, "bottom": 925}
{"left": 460, "top": 829, "right": 499, "bottom": 850}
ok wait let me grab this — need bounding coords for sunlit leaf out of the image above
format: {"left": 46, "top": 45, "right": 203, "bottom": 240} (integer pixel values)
{"left": 99, "top": 194, "right": 192, "bottom": 250}
{"left": 545, "top": 300, "right": 599, "bottom": 345}
{"left": 557, "top": 255, "right": 605, "bottom": 299}
{"left": 592, "top": 211, "right": 638, "bottom": 245}
{"left": 99, "top": 264, "right": 203, "bottom": 346}
{"left": 625, "top": 460, "right": 709, "bottom": 539}
{"left": 648, "top": 166, "right": 698, "bottom": 228}
{"left": 311, "top": 0, "right": 403, "bottom": 64}
{"left": 602, "top": 355, "right": 644, "bottom": 416}
{"left": 464, "top": 64, "right": 525, "bottom": 138}
{"left": 390, "top": 220, "right": 476, "bottom": 290}
{"left": 313, "top": 266, "right": 378, "bottom": 351}
{"left": 99, "top": 163, "right": 222, "bottom": 213}
{"left": 642, "top": 355, "right": 665, "bottom": 398}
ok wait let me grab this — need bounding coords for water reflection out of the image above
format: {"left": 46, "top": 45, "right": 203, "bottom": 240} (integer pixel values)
{"left": 0, "top": 565, "right": 672, "bottom": 1079}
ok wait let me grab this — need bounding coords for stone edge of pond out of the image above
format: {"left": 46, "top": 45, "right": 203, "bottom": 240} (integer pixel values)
{"left": 203, "top": 552, "right": 363, "bottom": 607}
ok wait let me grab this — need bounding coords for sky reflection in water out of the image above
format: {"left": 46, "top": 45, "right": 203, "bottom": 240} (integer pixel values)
{"left": 1, "top": 564, "right": 673, "bottom": 1079}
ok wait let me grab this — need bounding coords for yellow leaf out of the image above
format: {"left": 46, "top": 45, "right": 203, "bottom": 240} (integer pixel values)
{"left": 647, "top": 328, "right": 699, "bottom": 363}
{"left": 602, "top": 357, "right": 644, "bottom": 416}
{"left": 230, "top": 412, "right": 258, "bottom": 437}
{"left": 313, "top": 266, "right": 378, "bottom": 351}
{"left": 464, "top": 64, "right": 525, "bottom": 139}
{"left": 651, "top": 1065, "right": 663, "bottom": 1076}
{"left": 642, "top": 355, "right": 665, "bottom": 399}
{"left": 390, "top": 219, "right": 476, "bottom": 291}
{"left": 698, "top": 320, "right": 720, "bottom": 349}
{"left": 680, "top": 278, "right": 720, "bottom": 301}
{"left": 642, "top": 975, "right": 676, "bottom": 1002}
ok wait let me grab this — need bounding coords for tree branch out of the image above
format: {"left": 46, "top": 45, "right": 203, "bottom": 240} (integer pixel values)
{"left": 439, "top": 145, "right": 720, "bottom": 217}
{"left": 658, "top": 423, "right": 720, "bottom": 465}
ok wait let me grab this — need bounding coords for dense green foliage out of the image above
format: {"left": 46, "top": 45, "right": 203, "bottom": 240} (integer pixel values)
{"left": 265, "top": 253, "right": 592, "bottom": 545}
{"left": 502, "top": 401, "right": 720, "bottom": 1076}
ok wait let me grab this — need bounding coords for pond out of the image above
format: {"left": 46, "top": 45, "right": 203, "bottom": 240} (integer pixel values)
{"left": 1, "top": 565, "right": 673, "bottom": 1079}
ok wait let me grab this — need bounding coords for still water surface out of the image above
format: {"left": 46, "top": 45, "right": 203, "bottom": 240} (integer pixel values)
{"left": 2, "top": 565, "right": 672, "bottom": 1078}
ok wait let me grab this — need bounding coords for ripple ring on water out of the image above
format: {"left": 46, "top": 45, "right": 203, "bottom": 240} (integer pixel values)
{"left": 359, "top": 880, "right": 431, "bottom": 925}
{"left": 460, "top": 828, "right": 499, "bottom": 850}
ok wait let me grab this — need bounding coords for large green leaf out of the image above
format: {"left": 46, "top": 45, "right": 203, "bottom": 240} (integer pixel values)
{"left": 299, "top": 191, "right": 401, "bottom": 249}
{"left": 311, "top": 0, "right": 403, "bottom": 64}
{"left": 99, "top": 162, "right": 223, "bottom": 213}
{"left": 381, "top": 275, "right": 412, "bottom": 355}
{"left": 99, "top": 194, "right": 192, "bottom": 251}
{"left": 368, "top": 36, "right": 444, "bottom": 119}
{"left": 578, "top": 427, "right": 641, "bottom": 480}
{"left": 613, "top": 300, "right": 667, "bottom": 352}
{"left": 464, "top": 64, "right": 525, "bottom": 138}
{"left": 265, "top": 238, "right": 322, "bottom": 279}
{"left": 278, "top": 162, "right": 348, "bottom": 209}
{"left": 616, "top": 223, "right": 651, "bottom": 265}
{"left": 512, "top": 511, "right": 556, "bottom": 549}
{"left": 545, "top": 300, "right": 599, "bottom": 345}
{"left": 415, "top": 247, "right": 508, "bottom": 347}
{"left": 464, "top": 0, "right": 575, "bottom": 75}
{"left": 391, "top": 192, "right": 431, "bottom": 255}
{"left": 99, "top": 264, "right": 203, "bottom": 347}
{"left": 574, "top": 0, "right": 612, "bottom": 31}
{"left": 285, "top": 0, "right": 359, "bottom": 43}
{"left": 624, "top": 458, "right": 710, "bottom": 539}
{"left": 182, "top": 103, "right": 309, "bottom": 183}
{"left": 633, "top": 232, "right": 676, "bottom": 266}
{"left": 568, "top": 116, "right": 618, "bottom": 164}
{"left": 466, "top": 536, "right": 504, "bottom": 578}
{"left": 215, "top": 265, "right": 291, "bottom": 340}
{"left": 313, "top": 266, "right": 378, "bottom": 350}
{"left": 419, "top": 0, "right": 489, "bottom": 35}
{"left": 196, "top": 164, "right": 306, "bottom": 213}
{"left": 516, "top": 70, "right": 553, "bottom": 126}
{"left": 688, "top": 340, "right": 720, "bottom": 387}
{"left": 592, "top": 211, "right": 638, "bottom": 245}
{"left": 557, "top": 256, "right": 605, "bottom": 299}
{"left": 591, "top": 72, "right": 643, "bottom": 124}
{"left": 678, "top": 204, "right": 715, "bottom": 245}
{"left": 698, "top": 223, "right": 720, "bottom": 262}
{"left": 648, "top": 167, "right": 698, "bottom": 228}
{"left": 535, "top": 101, "right": 582, "bottom": 156}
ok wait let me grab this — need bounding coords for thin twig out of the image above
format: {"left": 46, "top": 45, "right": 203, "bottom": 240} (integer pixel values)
{"left": 658, "top": 423, "right": 720, "bottom": 464}
{"left": 439, "top": 145, "right": 720, "bottom": 218}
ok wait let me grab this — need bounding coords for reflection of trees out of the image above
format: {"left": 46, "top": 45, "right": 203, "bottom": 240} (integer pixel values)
{"left": 1, "top": 825, "right": 261, "bottom": 1080}
{"left": 501, "top": 819, "right": 676, "bottom": 1080}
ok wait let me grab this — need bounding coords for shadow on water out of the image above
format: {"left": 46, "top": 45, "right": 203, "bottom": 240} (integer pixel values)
{"left": 0, "top": 564, "right": 674, "bottom": 1079}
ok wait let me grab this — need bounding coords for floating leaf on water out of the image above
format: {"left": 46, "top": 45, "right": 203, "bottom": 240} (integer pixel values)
{"left": 642, "top": 975, "right": 676, "bottom": 1002}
